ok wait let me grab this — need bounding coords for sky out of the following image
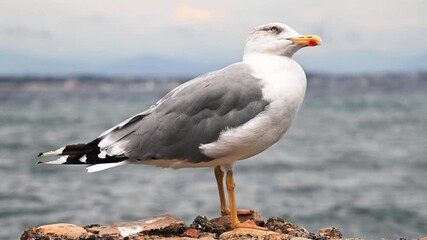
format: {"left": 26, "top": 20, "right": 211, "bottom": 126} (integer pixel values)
{"left": 0, "top": 0, "right": 426, "bottom": 75}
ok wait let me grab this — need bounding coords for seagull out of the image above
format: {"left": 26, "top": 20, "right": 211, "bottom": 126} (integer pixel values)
{"left": 38, "top": 23, "right": 321, "bottom": 230}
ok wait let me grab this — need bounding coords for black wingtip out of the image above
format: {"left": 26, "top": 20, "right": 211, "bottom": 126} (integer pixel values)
{"left": 37, "top": 161, "right": 44, "bottom": 164}
{"left": 38, "top": 153, "right": 43, "bottom": 157}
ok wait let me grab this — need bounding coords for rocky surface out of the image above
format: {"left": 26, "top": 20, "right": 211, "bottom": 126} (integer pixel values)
{"left": 21, "top": 211, "right": 426, "bottom": 240}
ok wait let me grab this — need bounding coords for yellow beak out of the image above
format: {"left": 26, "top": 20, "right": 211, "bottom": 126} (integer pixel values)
{"left": 288, "top": 35, "right": 322, "bottom": 47}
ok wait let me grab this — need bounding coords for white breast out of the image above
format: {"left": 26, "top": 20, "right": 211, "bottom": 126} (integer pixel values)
{"left": 253, "top": 54, "right": 307, "bottom": 133}
{"left": 199, "top": 54, "right": 307, "bottom": 167}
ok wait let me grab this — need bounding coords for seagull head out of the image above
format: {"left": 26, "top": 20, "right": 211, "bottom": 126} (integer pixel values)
{"left": 244, "top": 23, "right": 322, "bottom": 58}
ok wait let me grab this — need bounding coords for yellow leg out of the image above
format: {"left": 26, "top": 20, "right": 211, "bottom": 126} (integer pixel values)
{"left": 225, "top": 169, "right": 268, "bottom": 230}
{"left": 225, "top": 169, "right": 240, "bottom": 226}
{"left": 214, "top": 166, "right": 230, "bottom": 216}
{"left": 215, "top": 166, "right": 257, "bottom": 216}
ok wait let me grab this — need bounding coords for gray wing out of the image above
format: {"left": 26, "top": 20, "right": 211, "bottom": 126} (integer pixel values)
{"left": 98, "top": 62, "right": 270, "bottom": 163}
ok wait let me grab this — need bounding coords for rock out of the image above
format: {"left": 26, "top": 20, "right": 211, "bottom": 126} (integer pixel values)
{"left": 190, "top": 215, "right": 227, "bottom": 234}
{"left": 195, "top": 209, "right": 265, "bottom": 234}
{"left": 22, "top": 212, "right": 424, "bottom": 240}
{"left": 182, "top": 228, "right": 200, "bottom": 238}
{"left": 265, "top": 217, "right": 312, "bottom": 238}
{"left": 204, "top": 215, "right": 233, "bottom": 233}
{"left": 36, "top": 223, "right": 87, "bottom": 239}
{"left": 20, "top": 227, "right": 44, "bottom": 240}
{"left": 116, "top": 214, "right": 186, "bottom": 237}
{"left": 86, "top": 224, "right": 121, "bottom": 237}
{"left": 219, "top": 228, "right": 281, "bottom": 240}
{"left": 21, "top": 215, "right": 186, "bottom": 240}
{"left": 86, "top": 214, "right": 186, "bottom": 238}
{"left": 198, "top": 232, "right": 217, "bottom": 240}
{"left": 318, "top": 226, "right": 343, "bottom": 239}
{"left": 236, "top": 209, "right": 265, "bottom": 226}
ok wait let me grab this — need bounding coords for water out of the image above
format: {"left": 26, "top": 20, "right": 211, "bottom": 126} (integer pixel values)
{"left": 0, "top": 75, "right": 426, "bottom": 239}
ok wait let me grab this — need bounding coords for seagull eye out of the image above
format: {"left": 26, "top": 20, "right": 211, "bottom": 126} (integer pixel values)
{"left": 270, "top": 26, "right": 279, "bottom": 33}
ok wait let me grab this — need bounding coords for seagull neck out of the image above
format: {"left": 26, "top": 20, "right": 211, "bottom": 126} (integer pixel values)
{"left": 242, "top": 53, "right": 295, "bottom": 73}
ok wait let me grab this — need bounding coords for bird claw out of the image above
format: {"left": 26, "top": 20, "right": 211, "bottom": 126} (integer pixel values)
{"left": 234, "top": 219, "right": 269, "bottom": 231}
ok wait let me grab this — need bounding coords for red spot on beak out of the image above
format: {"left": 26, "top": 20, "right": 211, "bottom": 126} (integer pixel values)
{"left": 308, "top": 39, "right": 318, "bottom": 46}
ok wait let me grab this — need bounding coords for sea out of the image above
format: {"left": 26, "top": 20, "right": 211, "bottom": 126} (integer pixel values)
{"left": 0, "top": 73, "right": 426, "bottom": 239}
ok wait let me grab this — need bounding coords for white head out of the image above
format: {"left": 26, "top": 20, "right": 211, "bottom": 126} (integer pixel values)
{"left": 243, "top": 23, "right": 322, "bottom": 59}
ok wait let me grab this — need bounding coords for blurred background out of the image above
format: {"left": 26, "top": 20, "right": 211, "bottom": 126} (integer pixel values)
{"left": 0, "top": 0, "right": 426, "bottom": 239}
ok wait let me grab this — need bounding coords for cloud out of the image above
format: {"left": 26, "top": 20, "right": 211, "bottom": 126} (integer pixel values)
{"left": 172, "top": 1, "right": 220, "bottom": 24}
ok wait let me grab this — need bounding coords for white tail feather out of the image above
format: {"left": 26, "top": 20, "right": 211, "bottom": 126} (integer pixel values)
{"left": 41, "top": 156, "right": 68, "bottom": 164}
{"left": 39, "top": 147, "right": 65, "bottom": 157}
{"left": 86, "top": 161, "right": 129, "bottom": 173}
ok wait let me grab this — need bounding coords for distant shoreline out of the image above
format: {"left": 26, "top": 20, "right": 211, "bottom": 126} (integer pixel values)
{"left": 1, "top": 72, "right": 426, "bottom": 94}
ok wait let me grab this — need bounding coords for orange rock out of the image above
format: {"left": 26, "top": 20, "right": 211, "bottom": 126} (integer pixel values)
{"left": 37, "top": 223, "right": 87, "bottom": 239}
{"left": 182, "top": 228, "right": 200, "bottom": 238}
{"left": 236, "top": 209, "right": 264, "bottom": 226}
{"left": 219, "top": 228, "right": 281, "bottom": 240}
